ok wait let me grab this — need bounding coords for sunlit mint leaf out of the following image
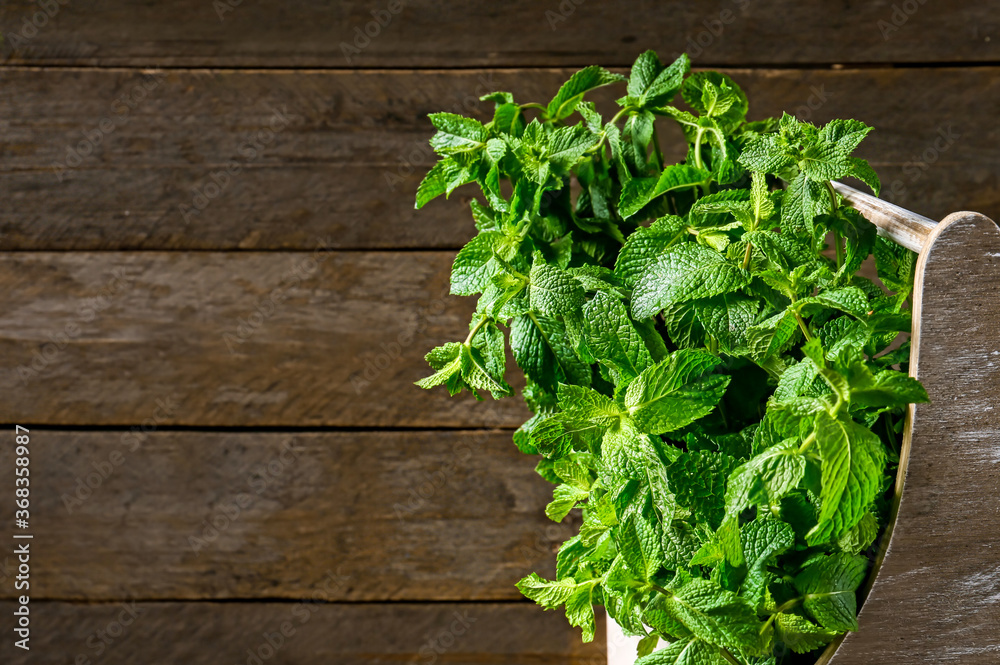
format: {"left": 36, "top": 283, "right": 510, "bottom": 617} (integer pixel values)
{"left": 775, "top": 611, "right": 840, "bottom": 654}
{"left": 619, "top": 164, "right": 710, "bottom": 219}
{"left": 615, "top": 215, "right": 688, "bottom": 288}
{"left": 584, "top": 291, "right": 654, "bottom": 384}
{"left": 793, "top": 553, "right": 868, "bottom": 632}
{"left": 428, "top": 113, "right": 487, "bottom": 154}
{"left": 738, "top": 134, "right": 793, "bottom": 173}
{"left": 547, "top": 66, "right": 626, "bottom": 122}
{"left": 625, "top": 350, "right": 730, "bottom": 435}
{"left": 725, "top": 439, "right": 806, "bottom": 517}
{"left": 529, "top": 259, "right": 585, "bottom": 318}
{"left": 655, "top": 577, "right": 768, "bottom": 654}
{"left": 632, "top": 244, "right": 750, "bottom": 320}
{"left": 450, "top": 231, "right": 505, "bottom": 296}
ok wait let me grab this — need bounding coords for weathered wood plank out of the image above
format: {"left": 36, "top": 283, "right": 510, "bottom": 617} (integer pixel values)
{"left": 1, "top": 67, "right": 997, "bottom": 250}
{"left": 0, "top": 430, "right": 571, "bottom": 600}
{"left": 820, "top": 211, "right": 1000, "bottom": 663}
{"left": 0, "top": 0, "right": 995, "bottom": 67}
{"left": 0, "top": 601, "right": 605, "bottom": 665}
{"left": 0, "top": 251, "right": 529, "bottom": 427}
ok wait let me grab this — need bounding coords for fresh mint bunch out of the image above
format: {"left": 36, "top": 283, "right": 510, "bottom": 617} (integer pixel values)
{"left": 414, "top": 51, "right": 927, "bottom": 665}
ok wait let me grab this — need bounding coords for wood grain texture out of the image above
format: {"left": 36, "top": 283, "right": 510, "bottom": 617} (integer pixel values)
{"left": 821, "top": 211, "right": 1000, "bottom": 663}
{"left": 0, "top": 430, "right": 571, "bottom": 601}
{"left": 0, "top": 0, "right": 996, "bottom": 67}
{"left": 2, "top": 67, "right": 997, "bottom": 250}
{"left": 0, "top": 251, "right": 529, "bottom": 427}
{"left": 0, "top": 601, "right": 606, "bottom": 665}
{"left": 832, "top": 181, "right": 936, "bottom": 253}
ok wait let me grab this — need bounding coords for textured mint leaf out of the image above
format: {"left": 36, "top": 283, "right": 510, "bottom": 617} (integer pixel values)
{"left": 428, "top": 113, "right": 487, "bottom": 154}
{"left": 775, "top": 611, "right": 839, "bottom": 654}
{"left": 740, "top": 516, "right": 795, "bottom": 572}
{"left": 820, "top": 119, "right": 873, "bottom": 155}
{"left": 818, "top": 317, "right": 870, "bottom": 360}
{"left": 632, "top": 244, "right": 750, "bottom": 320}
{"left": 580, "top": 493, "right": 618, "bottom": 546}
{"left": 793, "top": 553, "right": 868, "bottom": 632}
{"left": 807, "top": 413, "right": 885, "bottom": 545}
{"left": 555, "top": 535, "right": 587, "bottom": 580}
{"left": 874, "top": 236, "right": 916, "bottom": 294}
{"left": 795, "top": 286, "right": 869, "bottom": 319}
{"left": 749, "top": 171, "right": 774, "bottom": 227}
{"left": 615, "top": 215, "right": 688, "bottom": 288}
{"left": 547, "top": 66, "right": 626, "bottom": 122}
{"left": 616, "top": 514, "right": 665, "bottom": 581}
{"left": 510, "top": 313, "right": 591, "bottom": 394}
{"left": 682, "top": 72, "right": 748, "bottom": 130}
{"left": 558, "top": 383, "right": 624, "bottom": 426}
{"left": 619, "top": 164, "right": 710, "bottom": 219}
{"left": 690, "top": 516, "right": 743, "bottom": 568}
{"left": 625, "top": 350, "right": 730, "bottom": 435}
{"left": 743, "top": 230, "right": 813, "bottom": 272}
{"left": 548, "top": 124, "right": 601, "bottom": 169}
{"left": 738, "top": 134, "right": 793, "bottom": 173}
{"left": 415, "top": 342, "right": 464, "bottom": 392}
{"left": 799, "top": 141, "right": 851, "bottom": 181}
{"left": 546, "top": 483, "right": 590, "bottom": 521}
{"left": 469, "top": 321, "right": 513, "bottom": 398}
{"left": 657, "top": 577, "right": 768, "bottom": 654}
{"left": 565, "top": 583, "right": 597, "bottom": 642}
{"left": 584, "top": 291, "right": 654, "bottom": 384}
{"left": 781, "top": 171, "right": 827, "bottom": 235}
{"left": 745, "top": 310, "right": 799, "bottom": 362}
{"left": 726, "top": 439, "right": 806, "bottom": 517}
{"left": 635, "top": 637, "right": 731, "bottom": 665}
{"left": 450, "top": 231, "right": 504, "bottom": 296}
{"left": 666, "top": 451, "right": 738, "bottom": 528}
{"left": 517, "top": 572, "right": 579, "bottom": 608}
{"left": 414, "top": 159, "right": 451, "bottom": 209}
{"left": 697, "top": 293, "right": 758, "bottom": 354}
{"left": 529, "top": 260, "right": 585, "bottom": 318}
{"left": 850, "top": 370, "right": 929, "bottom": 408}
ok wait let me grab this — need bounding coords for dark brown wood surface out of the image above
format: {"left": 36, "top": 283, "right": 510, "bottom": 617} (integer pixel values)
{"left": 0, "top": 601, "right": 605, "bottom": 665}
{"left": 0, "top": 0, "right": 996, "bottom": 67}
{"left": 0, "top": 430, "right": 571, "bottom": 601}
{"left": 820, "top": 211, "right": 1000, "bottom": 663}
{"left": 2, "top": 67, "right": 997, "bottom": 250}
{"left": 0, "top": 251, "right": 528, "bottom": 427}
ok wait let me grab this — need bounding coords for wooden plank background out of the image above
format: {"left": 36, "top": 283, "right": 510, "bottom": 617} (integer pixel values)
{"left": 0, "top": 1, "right": 996, "bottom": 662}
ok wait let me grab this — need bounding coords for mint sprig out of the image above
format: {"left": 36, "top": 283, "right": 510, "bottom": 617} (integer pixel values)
{"left": 413, "top": 50, "right": 927, "bottom": 665}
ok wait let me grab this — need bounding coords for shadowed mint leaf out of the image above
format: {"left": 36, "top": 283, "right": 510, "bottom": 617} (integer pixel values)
{"left": 619, "top": 164, "right": 710, "bottom": 219}
{"left": 698, "top": 293, "right": 758, "bottom": 354}
{"left": 547, "top": 66, "right": 626, "bottom": 122}
{"left": 775, "top": 612, "right": 839, "bottom": 654}
{"left": 469, "top": 321, "right": 513, "bottom": 398}
{"left": 529, "top": 260, "right": 585, "bottom": 317}
{"left": 794, "top": 553, "right": 868, "bottom": 632}
{"left": 615, "top": 215, "right": 688, "bottom": 287}
{"left": 848, "top": 157, "right": 881, "bottom": 195}
{"left": 655, "top": 577, "right": 768, "bottom": 654}
{"left": 580, "top": 493, "right": 618, "bottom": 546}
{"left": 428, "top": 113, "right": 487, "bottom": 154}
{"left": 625, "top": 350, "right": 730, "bottom": 435}
{"left": 807, "top": 413, "right": 885, "bottom": 545}
{"left": 726, "top": 439, "right": 806, "bottom": 517}
{"left": 510, "top": 313, "right": 591, "bottom": 394}
{"left": 667, "top": 451, "right": 738, "bottom": 528}
{"left": 874, "top": 236, "right": 917, "bottom": 294}
{"left": 616, "top": 513, "right": 665, "bottom": 581}
{"left": 690, "top": 515, "right": 743, "bottom": 567}
{"left": 584, "top": 292, "right": 654, "bottom": 384}
{"left": 451, "top": 231, "right": 505, "bottom": 296}
{"left": 634, "top": 636, "right": 732, "bottom": 665}
{"left": 850, "top": 370, "right": 929, "bottom": 408}
{"left": 632, "top": 244, "right": 750, "bottom": 320}
{"left": 745, "top": 309, "right": 800, "bottom": 363}
{"left": 819, "top": 317, "right": 870, "bottom": 361}
{"left": 743, "top": 230, "right": 813, "bottom": 272}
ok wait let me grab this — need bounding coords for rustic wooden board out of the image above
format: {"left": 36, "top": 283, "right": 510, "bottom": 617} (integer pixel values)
{"left": 820, "top": 211, "right": 1000, "bottom": 663}
{"left": 0, "top": 0, "right": 995, "bottom": 67}
{"left": 0, "top": 430, "right": 572, "bottom": 601}
{"left": 0, "top": 251, "right": 529, "bottom": 427}
{"left": 0, "top": 601, "right": 605, "bottom": 665}
{"left": 2, "top": 67, "right": 997, "bottom": 250}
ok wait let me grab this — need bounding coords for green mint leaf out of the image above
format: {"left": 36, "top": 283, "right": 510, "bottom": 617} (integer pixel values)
{"left": 428, "top": 113, "right": 488, "bottom": 154}
{"left": 547, "top": 66, "right": 626, "bottom": 122}
{"left": 546, "top": 483, "right": 590, "bottom": 521}
{"left": 793, "top": 553, "right": 868, "bottom": 632}
{"left": 775, "top": 611, "right": 840, "bottom": 654}
{"left": 666, "top": 451, "right": 739, "bottom": 528}
{"left": 632, "top": 244, "right": 750, "bottom": 320}
{"left": 616, "top": 513, "right": 665, "bottom": 581}
{"left": 635, "top": 636, "right": 732, "bottom": 665}
{"left": 414, "top": 159, "right": 451, "bottom": 209}
{"left": 583, "top": 291, "right": 654, "bottom": 384}
{"left": 682, "top": 72, "right": 748, "bottom": 130}
{"left": 738, "top": 134, "right": 793, "bottom": 173}
{"left": 619, "top": 164, "right": 710, "bottom": 219}
{"left": 794, "top": 286, "right": 869, "bottom": 319}
{"left": 819, "top": 119, "right": 873, "bottom": 155}
{"left": 450, "top": 231, "right": 505, "bottom": 296}
{"left": 415, "top": 342, "right": 464, "bottom": 393}
{"left": 726, "top": 439, "right": 806, "bottom": 517}
{"left": 657, "top": 577, "right": 768, "bottom": 654}
{"left": 847, "top": 157, "right": 881, "bottom": 195}
{"left": 625, "top": 350, "right": 730, "bottom": 435}
{"left": 529, "top": 259, "right": 585, "bottom": 318}
{"left": 799, "top": 141, "right": 852, "bottom": 181}
{"left": 615, "top": 215, "right": 687, "bottom": 288}
{"left": 698, "top": 293, "right": 759, "bottom": 354}
{"left": 510, "top": 313, "right": 591, "bottom": 394}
